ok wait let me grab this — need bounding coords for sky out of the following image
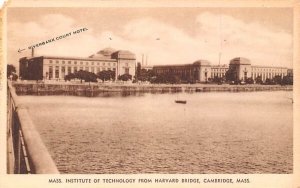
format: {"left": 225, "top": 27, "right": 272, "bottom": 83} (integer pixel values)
{"left": 7, "top": 7, "right": 293, "bottom": 71}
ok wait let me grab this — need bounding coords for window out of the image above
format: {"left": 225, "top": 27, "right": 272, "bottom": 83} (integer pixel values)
{"left": 113, "top": 63, "right": 116, "bottom": 66}
{"left": 80, "top": 62, "right": 83, "bottom": 65}
{"left": 91, "top": 67, "right": 95, "bottom": 73}
{"left": 61, "top": 66, "right": 65, "bottom": 73}
{"left": 49, "top": 60, "right": 53, "bottom": 63}
{"left": 62, "top": 61, "right": 65, "bottom": 64}
{"left": 74, "top": 67, "right": 78, "bottom": 72}
{"left": 85, "top": 67, "right": 89, "bottom": 71}
{"left": 125, "top": 68, "right": 129, "bottom": 74}
{"left": 91, "top": 62, "right": 94, "bottom": 65}
{"left": 97, "top": 67, "right": 100, "bottom": 73}
{"left": 56, "top": 60, "right": 59, "bottom": 64}
{"left": 74, "top": 61, "right": 77, "bottom": 65}
{"left": 86, "top": 62, "right": 89, "bottom": 65}
{"left": 68, "top": 61, "right": 71, "bottom": 64}
{"left": 67, "top": 67, "right": 71, "bottom": 74}
{"left": 97, "top": 62, "right": 99, "bottom": 65}
{"left": 113, "top": 68, "right": 116, "bottom": 71}
{"left": 108, "top": 63, "right": 111, "bottom": 66}
{"left": 55, "top": 66, "right": 59, "bottom": 78}
{"left": 80, "top": 67, "right": 83, "bottom": 70}
{"left": 103, "top": 63, "right": 105, "bottom": 66}
{"left": 49, "top": 66, "right": 53, "bottom": 79}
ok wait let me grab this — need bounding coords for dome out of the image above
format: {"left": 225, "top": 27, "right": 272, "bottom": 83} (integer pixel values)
{"left": 89, "top": 47, "right": 116, "bottom": 59}
{"left": 230, "top": 57, "right": 251, "bottom": 65}
{"left": 88, "top": 54, "right": 105, "bottom": 58}
{"left": 112, "top": 50, "right": 136, "bottom": 59}
{"left": 96, "top": 47, "right": 116, "bottom": 57}
{"left": 193, "top": 59, "right": 211, "bottom": 66}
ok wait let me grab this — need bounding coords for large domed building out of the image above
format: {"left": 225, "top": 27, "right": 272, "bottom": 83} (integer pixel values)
{"left": 19, "top": 47, "right": 136, "bottom": 81}
{"left": 152, "top": 56, "right": 289, "bottom": 83}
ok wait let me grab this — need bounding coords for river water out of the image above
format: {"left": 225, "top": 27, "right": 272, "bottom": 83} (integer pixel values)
{"left": 18, "top": 91, "right": 293, "bottom": 174}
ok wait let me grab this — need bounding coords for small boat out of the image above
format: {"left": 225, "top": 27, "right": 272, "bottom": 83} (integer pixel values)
{"left": 175, "top": 100, "right": 187, "bottom": 104}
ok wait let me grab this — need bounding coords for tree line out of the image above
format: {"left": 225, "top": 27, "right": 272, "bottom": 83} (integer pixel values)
{"left": 64, "top": 70, "right": 133, "bottom": 82}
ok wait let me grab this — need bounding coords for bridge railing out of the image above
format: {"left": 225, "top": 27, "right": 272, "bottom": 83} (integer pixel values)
{"left": 7, "top": 82, "right": 59, "bottom": 174}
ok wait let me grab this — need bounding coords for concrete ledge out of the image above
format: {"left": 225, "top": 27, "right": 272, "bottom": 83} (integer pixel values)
{"left": 17, "top": 109, "right": 59, "bottom": 174}
{"left": 8, "top": 82, "right": 59, "bottom": 174}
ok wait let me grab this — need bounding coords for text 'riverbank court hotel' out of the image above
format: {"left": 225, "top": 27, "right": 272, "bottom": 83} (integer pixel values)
{"left": 19, "top": 48, "right": 136, "bottom": 80}
{"left": 153, "top": 57, "right": 291, "bottom": 82}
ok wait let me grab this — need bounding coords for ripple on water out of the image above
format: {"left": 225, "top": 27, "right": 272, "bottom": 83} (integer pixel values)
{"left": 20, "top": 91, "right": 293, "bottom": 174}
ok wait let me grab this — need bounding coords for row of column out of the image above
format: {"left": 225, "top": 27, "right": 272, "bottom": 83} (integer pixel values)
{"left": 211, "top": 72, "right": 225, "bottom": 77}
{"left": 252, "top": 72, "right": 286, "bottom": 81}
{"left": 47, "top": 66, "right": 116, "bottom": 80}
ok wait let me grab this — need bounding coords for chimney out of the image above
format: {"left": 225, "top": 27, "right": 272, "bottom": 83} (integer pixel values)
{"left": 31, "top": 48, "right": 34, "bottom": 57}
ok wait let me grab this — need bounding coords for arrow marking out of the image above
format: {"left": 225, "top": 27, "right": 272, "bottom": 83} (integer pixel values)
{"left": 18, "top": 48, "right": 25, "bottom": 53}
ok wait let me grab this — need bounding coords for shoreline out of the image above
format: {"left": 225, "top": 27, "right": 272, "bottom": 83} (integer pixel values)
{"left": 12, "top": 82, "right": 293, "bottom": 96}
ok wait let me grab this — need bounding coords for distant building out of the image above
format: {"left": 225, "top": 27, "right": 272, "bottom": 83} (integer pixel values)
{"left": 19, "top": 48, "right": 136, "bottom": 80}
{"left": 153, "top": 57, "right": 290, "bottom": 83}
{"left": 229, "top": 57, "right": 288, "bottom": 81}
{"left": 153, "top": 60, "right": 211, "bottom": 83}
{"left": 141, "top": 65, "right": 153, "bottom": 71}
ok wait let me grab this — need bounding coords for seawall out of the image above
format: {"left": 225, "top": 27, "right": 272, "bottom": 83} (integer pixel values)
{"left": 12, "top": 82, "right": 293, "bottom": 97}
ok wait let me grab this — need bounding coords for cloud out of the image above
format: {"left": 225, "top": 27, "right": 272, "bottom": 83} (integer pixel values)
{"left": 194, "top": 12, "right": 292, "bottom": 66}
{"left": 8, "top": 12, "right": 293, "bottom": 72}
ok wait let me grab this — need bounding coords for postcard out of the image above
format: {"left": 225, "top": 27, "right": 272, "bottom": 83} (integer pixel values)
{"left": 0, "top": 0, "right": 299, "bottom": 188}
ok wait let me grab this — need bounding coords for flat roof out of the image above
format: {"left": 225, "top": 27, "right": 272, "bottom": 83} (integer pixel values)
{"left": 251, "top": 65, "right": 288, "bottom": 69}
{"left": 26, "top": 55, "right": 117, "bottom": 62}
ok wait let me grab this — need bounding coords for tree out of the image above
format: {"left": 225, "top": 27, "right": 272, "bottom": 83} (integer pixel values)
{"left": 212, "top": 76, "right": 222, "bottom": 84}
{"left": 282, "top": 75, "right": 293, "bottom": 85}
{"left": 118, "top": 74, "right": 132, "bottom": 81}
{"left": 97, "top": 70, "right": 115, "bottom": 81}
{"left": 225, "top": 68, "right": 236, "bottom": 83}
{"left": 7, "top": 64, "right": 18, "bottom": 80}
{"left": 84, "top": 72, "right": 98, "bottom": 82}
{"left": 273, "top": 75, "right": 282, "bottom": 85}
{"left": 136, "top": 62, "right": 141, "bottom": 80}
{"left": 140, "top": 69, "right": 155, "bottom": 82}
{"left": 65, "top": 73, "right": 76, "bottom": 81}
{"left": 150, "top": 72, "right": 181, "bottom": 84}
{"left": 64, "top": 71, "right": 97, "bottom": 83}
{"left": 255, "top": 76, "right": 263, "bottom": 84}
{"left": 7, "top": 64, "right": 16, "bottom": 76}
{"left": 245, "top": 77, "right": 254, "bottom": 84}
{"left": 76, "top": 70, "right": 86, "bottom": 83}
{"left": 265, "top": 78, "right": 275, "bottom": 85}
{"left": 11, "top": 74, "right": 18, "bottom": 81}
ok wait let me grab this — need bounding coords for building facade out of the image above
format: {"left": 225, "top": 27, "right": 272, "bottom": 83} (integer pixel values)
{"left": 152, "top": 57, "right": 290, "bottom": 83}
{"left": 229, "top": 57, "right": 288, "bottom": 82}
{"left": 211, "top": 64, "right": 229, "bottom": 78}
{"left": 153, "top": 60, "right": 212, "bottom": 83}
{"left": 19, "top": 48, "right": 136, "bottom": 81}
